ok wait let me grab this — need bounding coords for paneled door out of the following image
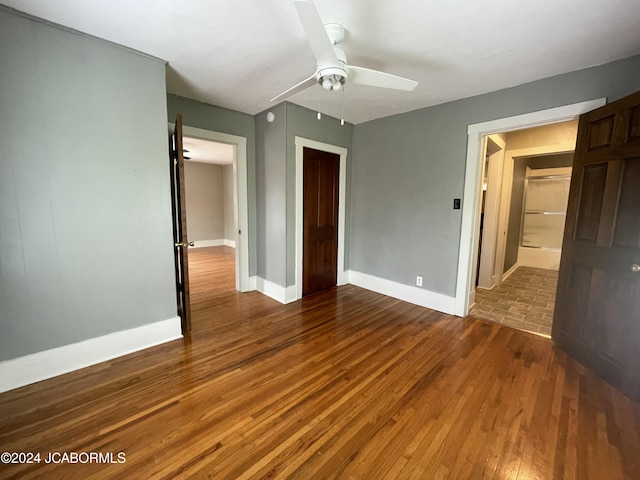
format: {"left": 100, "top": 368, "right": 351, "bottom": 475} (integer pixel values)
{"left": 553, "top": 90, "right": 640, "bottom": 401}
{"left": 170, "top": 114, "right": 192, "bottom": 334}
{"left": 303, "top": 147, "right": 340, "bottom": 296}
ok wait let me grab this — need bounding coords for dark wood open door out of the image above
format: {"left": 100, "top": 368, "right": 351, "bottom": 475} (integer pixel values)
{"left": 553, "top": 90, "right": 640, "bottom": 401}
{"left": 303, "top": 147, "right": 340, "bottom": 296}
{"left": 170, "top": 114, "right": 192, "bottom": 334}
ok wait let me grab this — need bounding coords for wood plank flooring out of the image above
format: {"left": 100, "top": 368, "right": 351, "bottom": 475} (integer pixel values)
{"left": 1, "top": 246, "right": 639, "bottom": 479}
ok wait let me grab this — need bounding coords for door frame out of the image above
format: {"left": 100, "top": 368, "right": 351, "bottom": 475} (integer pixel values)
{"left": 477, "top": 134, "right": 506, "bottom": 290}
{"left": 494, "top": 145, "right": 514, "bottom": 286}
{"left": 454, "top": 98, "right": 606, "bottom": 316}
{"left": 168, "top": 123, "right": 251, "bottom": 292}
{"left": 295, "top": 137, "right": 348, "bottom": 300}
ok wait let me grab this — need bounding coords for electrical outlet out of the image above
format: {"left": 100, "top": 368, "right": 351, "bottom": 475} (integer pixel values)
{"left": 416, "top": 276, "right": 423, "bottom": 287}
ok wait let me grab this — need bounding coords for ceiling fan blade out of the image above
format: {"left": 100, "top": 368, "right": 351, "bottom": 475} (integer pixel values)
{"left": 294, "top": 0, "right": 339, "bottom": 68}
{"left": 346, "top": 65, "right": 418, "bottom": 91}
{"left": 271, "top": 73, "right": 317, "bottom": 102}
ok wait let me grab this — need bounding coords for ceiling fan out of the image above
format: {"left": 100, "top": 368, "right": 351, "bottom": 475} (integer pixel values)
{"left": 271, "top": 0, "right": 418, "bottom": 102}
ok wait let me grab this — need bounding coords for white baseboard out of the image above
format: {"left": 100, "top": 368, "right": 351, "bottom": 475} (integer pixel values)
{"left": 0, "top": 317, "right": 182, "bottom": 393}
{"left": 190, "top": 239, "right": 224, "bottom": 248}
{"left": 248, "top": 275, "right": 257, "bottom": 291}
{"left": 255, "top": 277, "right": 297, "bottom": 304}
{"left": 347, "top": 270, "right": 456, "bottom": 315}
{"left": 502, "top": 263, "right": 519, "bottom": 282}
{"left": 190, "top": 239, "right": 236, "bottom": 248}
{"left": 284, "top": 284, "right": 298, "bottom": 304}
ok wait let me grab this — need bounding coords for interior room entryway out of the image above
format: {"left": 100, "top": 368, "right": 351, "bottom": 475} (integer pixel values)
{"left": 456, "top": 99, "right": 606, "bottom": 319}
{"left": 169, "top": 117, "right": 250, "bottom": 333}
{"left": 181, "top": 136, "right": 239, "bottom": 320}
{"left": 469, "top": 121, "right": 578, "bottom": 337}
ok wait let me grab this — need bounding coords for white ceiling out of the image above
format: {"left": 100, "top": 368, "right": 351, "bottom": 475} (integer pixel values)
{"left": 183, "top": 137, "right": 234, "bottom": 165}
{"left": 5, "top": 0, "right": 640, "bottom": 124}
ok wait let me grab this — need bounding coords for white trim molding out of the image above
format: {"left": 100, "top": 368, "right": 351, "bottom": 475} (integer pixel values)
{"left": 502, "top": 263, "right": 519, "bottom": 282}
{"left": 0, "top": 317, "right": 182, "bottom": 393}
{"left": 454, "top": 98, "right": 606, "bottom": 317}
{"left": 169, "top": 123, "right": 252, "bottom": 292}
{"left": 295, "top": 137, "right": 348, "bottom": 301}
{"left": 348, "top": 270, "right": 456, "bottom": 315}
{"left": 224, "top": 239, "right": 236, "bottom": 248}
{"left": 255, "top": 277, "right": 297, "bottom": 304}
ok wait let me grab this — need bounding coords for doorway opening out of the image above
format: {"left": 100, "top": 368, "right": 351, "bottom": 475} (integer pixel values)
{"left": 182, "top": 136, "right": 239, "bottom": 307}
{"left": 171, "top": 124, "right": 250, "bottom": 293}
{"left": 169, "top": 121, "right": 250, "bottom": 332}
{"left": 454, "top": 98, "right": 607, "bottom": 321}
{"left": 470, "top": 122, "right": 577, "bottom": 336}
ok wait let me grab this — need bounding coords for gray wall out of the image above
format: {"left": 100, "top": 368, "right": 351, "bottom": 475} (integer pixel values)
{"left": 0, "top": 7, "right": 174, "bottom": 361}
{"left": 167, "top": 94, "right": 256, "bottom": 274}
{"left": 255, "top": 103, "right": 287, "bottom": 285}
{"left": 184, "top": 162, "right": 225, "bottom": 242}
{"left": 350, "top": 54, "right": 640, "bottom": 297}
{"left": 223, "top": 165, "right": 235, "bottom": 241}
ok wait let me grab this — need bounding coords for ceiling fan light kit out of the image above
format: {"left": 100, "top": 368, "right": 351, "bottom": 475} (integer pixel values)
{"left": 270, "top": 0, "right": 418, "bottom": 103}
{"left": 320, "top": 72, "right": 345, "bottom": 91}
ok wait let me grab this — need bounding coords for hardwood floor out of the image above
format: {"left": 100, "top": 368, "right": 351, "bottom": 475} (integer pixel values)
{"left": 1, "top": 246, "right": 639, "bottom": 479}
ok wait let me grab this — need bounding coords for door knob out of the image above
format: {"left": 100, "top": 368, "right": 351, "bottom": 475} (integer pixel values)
{"left": 632, "top": 264, "right": 640, "bottom": 273}
{"left": 175, "top": 241, "right": 195, "bottom": 248}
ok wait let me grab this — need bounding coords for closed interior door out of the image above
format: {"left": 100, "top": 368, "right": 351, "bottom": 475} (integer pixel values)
{"left": 303, "top": 147, "right": 340, "bottom": 296}
{"left": 553, "top": 90, "right": 640, "bottom": 401}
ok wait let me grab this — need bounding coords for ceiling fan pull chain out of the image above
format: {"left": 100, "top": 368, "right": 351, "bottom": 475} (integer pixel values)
{"left": 341, "top": 85, "right": 345, "bottom": 126}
